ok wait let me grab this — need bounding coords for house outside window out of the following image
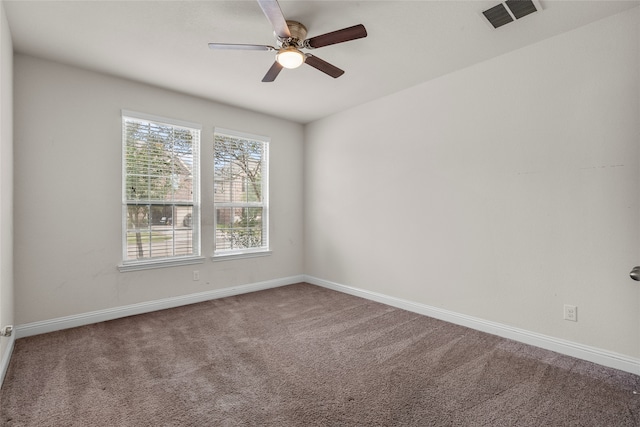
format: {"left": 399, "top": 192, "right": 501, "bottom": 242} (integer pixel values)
{"left": 120, "top": 111, "right": 201, "bottom": 270}
{"left": 214, "top": 128, "right": 269, "bottom": 257}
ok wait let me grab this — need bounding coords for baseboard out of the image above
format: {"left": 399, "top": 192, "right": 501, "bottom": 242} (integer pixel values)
{"left": 305, "top": 275, "right": 640, "bottom": 376}
{"left": 0, "top": 334, "right": 16, "bottom": 389}
{"left": 15, "top": 275, "right": 305, "bottom": 339}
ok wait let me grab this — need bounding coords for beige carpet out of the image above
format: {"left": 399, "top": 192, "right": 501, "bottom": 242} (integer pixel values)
{"left": 1, "top": 283, "right": 639, "bottom": 426}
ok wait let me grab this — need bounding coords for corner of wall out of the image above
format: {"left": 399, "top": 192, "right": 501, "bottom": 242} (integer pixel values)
{"left": 0, "top": 0, "right": 15, "bottom": 389}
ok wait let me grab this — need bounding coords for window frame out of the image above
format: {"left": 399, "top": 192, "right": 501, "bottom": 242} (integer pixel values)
{"left": 213, "top": 127, "right": 270, "bottom": 260}
{"left": 119, "top": 110, "right": 204, "bottom": 272}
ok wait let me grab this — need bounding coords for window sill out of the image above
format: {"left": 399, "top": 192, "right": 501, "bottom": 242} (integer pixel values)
{"left": 118, "top": 256, "right": 206, "bottom": 272}
{"left": 211, "top": 250, "right": 272, "bottom": 262}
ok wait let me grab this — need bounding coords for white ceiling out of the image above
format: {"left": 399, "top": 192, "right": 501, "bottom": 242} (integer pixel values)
{"left": 4, "top": 0, "right": 639, "bottom": 123}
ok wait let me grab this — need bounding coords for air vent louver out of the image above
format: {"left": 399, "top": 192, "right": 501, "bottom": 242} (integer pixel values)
{"left": 483, "top": 0, "right": 541, "bottom": 29}
{"left": 505, "top": 0, "right": 538, "bottom": 19}
{"left": 483, "top": 4, "right": 514, "bottom": 29}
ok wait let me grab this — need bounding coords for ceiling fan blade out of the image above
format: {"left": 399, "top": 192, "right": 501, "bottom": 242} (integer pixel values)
{"left": 262, "top": 61, "right": 283, "bottom": 82}
{"left": 305, "top": 24, "right": 367, "bottom": 49}
{"left": 208, "top": 43, "right": 276, "bottom": 51}
{"left": 305, "top": 54, "right": 344, "bottom": 79}
{"left": 257, "top": 0, "right": 291, "bottom": 39}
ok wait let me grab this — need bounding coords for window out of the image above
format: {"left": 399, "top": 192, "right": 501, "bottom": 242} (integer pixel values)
{"left": 121, "top": 111, "right": 201, "bottom": 269}
{"left": 214, "top": 128, "right": 269, "bottom": 257}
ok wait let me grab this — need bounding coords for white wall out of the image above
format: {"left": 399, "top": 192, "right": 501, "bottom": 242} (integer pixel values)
{"left": 305, "top": 8, "right": 640, "bottom": 359}
{"left": 13, "top": 55, "right": 304, "bottom": 324}
{"left": 0, "top": 0, "right": 13, "bottom": 375}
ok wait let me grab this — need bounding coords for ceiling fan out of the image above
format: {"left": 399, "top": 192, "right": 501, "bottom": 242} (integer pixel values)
{"left": 208, "top": 0, "right": 368, "bottom": 82}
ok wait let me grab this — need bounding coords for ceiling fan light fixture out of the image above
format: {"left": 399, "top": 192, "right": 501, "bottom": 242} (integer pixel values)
{"left": 276, "top": 47, "right": 305, "bottom": 69}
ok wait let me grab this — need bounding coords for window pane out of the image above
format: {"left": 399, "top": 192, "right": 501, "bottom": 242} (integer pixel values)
{"left": 213, "top": 179, "right": 230, "bottom": 204}
{"left": 126, "top": 230, "right": 151, "bottom": 260}
{"left": 215, "top": 206, "right": 264, "bottom": 250}
{"left": 176, "top": 206, "right": 193, "bottom": 229}
{"left": 126, "top": 204, "right": 151, "bottom": 230}
{"left": 174, "top": 229, "right": 194, "bottom": 256}
{"left": 236, "top": 207, "right": 264, "bottom": 248}
{"left": 245, "top": 170, "right": 262, "bottom": 203}
{"left": 215, "top": 207, "right": 234, "bottom": 251}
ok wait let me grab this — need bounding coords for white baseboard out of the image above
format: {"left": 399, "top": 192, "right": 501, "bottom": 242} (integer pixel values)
{"left": 0, "top": 334, "right": 16, "bottom": 389}
{"left": 15, "top": 275, "right": 305, "bottom": 339}
{"left": 305, "top": 275, "right": 640, "bottom": 376}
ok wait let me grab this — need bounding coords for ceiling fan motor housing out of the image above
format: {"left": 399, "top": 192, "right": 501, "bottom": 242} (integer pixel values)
{"left": 279, "top": 21, "right": 307, "bottom": 47}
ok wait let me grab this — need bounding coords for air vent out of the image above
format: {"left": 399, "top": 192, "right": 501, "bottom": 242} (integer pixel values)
{"left": 482, "top": 0, "right": 541, "bottom": 29}
{"left": 483, "top": 4, "right": 513, "bottom": 29}
{"left": 506, "top": 0, "right": 538, "bottom": 19}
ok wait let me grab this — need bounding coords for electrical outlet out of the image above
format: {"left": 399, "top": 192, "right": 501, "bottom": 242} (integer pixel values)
{"left": 563, "top": 304, "right": 577, "bottom": 322}
{"left": 193, "top": 270, "right": 200, "bottom": 281}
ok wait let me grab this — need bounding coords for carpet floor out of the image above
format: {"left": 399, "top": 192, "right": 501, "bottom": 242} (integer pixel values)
{"left": 1, "top": 283, "right": 639, "bottom": 426}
